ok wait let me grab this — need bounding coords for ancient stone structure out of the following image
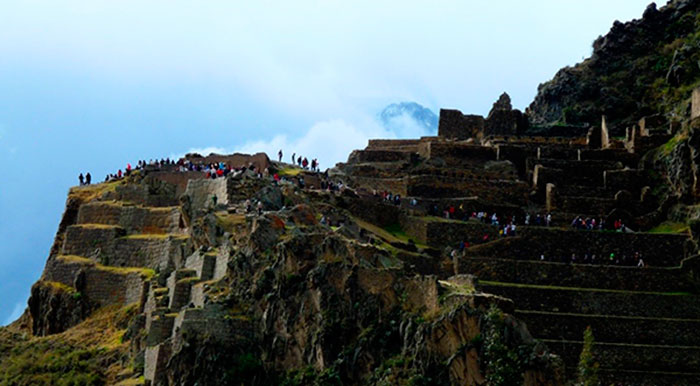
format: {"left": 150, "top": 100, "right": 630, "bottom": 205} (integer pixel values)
{"left": 9, "top": 86, "right": 700, "bottom": 385}
{"left": 437, "top": 92, "right": 527, "bottom": 140}
{"left": 331, "top": 88, "right": 700, "bottom": 384}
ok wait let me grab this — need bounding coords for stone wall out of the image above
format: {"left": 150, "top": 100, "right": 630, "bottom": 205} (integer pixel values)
{"left": 480, "top": 283, "right": 700, "bottom": 318}
{"left": 61, "top": 225, "right": 126, "bottom": 257}
{"left": 579, "top": 149, "right": 639, "bottom": 168}
{"left": 183, "top": 178, "right": 229, "bottom": 212}
{"left": 346, "top": 176, "right": 407, "bottom": 196}
{"left": 604, "top": 169, "right": 642, "bottom": 193}
{"left": 460, "top": 257, "right": 695, "bottom": 292}
{"left": 465, "top": 227, "right": 688, "bottom": 267}
{"left": 106, "top": 235, "right": 191, "bottom": 271}
{"left": 545, "top": 340, "right": 700, "bottom": 373}
{"left": 418, "top": 142, "right": 497, "bottom": 162}
{"left": 367, "top": 139, "right": 421, "bottom": 151}
{"left": 150, "top": 171, "right": 206, "bottom": 195}
{"left": 413, "top": 219, "right": 688, "bottom": 265}
{"left": 553, "top": 195, "right": 616, "bottom": 216}
{"left": 518, "top": 310, "right": 700, "bottom": 346}
{"left": 437, "top": 109, "right": 484, "bottom": 140}
{"left": 43, "top": 256, "right": 149, "bottom": 308}
{"left": 109, "top": 176, "right": 180, "bottom": 207}
{"left": 77, "top": 202, "right": 184, "bottom": 234}
{"left": 62, "top": 223, "right": 191, "bottom": 270}
{"left": 347, "top": 149, "right": 412, "bottom": 163}
{"left": 406, "top": 175, "right": 528, "bottom": 204}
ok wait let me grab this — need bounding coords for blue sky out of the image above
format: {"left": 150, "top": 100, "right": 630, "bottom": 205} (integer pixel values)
{"left": 0, "top": 0, "right": 653, "bottom": 325}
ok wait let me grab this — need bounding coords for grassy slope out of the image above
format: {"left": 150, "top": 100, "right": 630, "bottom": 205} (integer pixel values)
{"left": 0, "top": 305, "right": 139, "bottom": 385}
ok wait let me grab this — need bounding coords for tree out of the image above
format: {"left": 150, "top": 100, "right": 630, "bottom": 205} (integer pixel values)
{"left": 577, "top": 326, "right": 599, "bottom": 386}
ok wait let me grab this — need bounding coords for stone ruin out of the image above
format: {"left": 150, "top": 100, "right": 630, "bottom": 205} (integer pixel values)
{"left": 438, "top": 92, "right": 528, "bottom": 140}
{"left": 13, "top": 88, "right": 700, "bottom": 385}
{"left": 331, "top": 87, "right": 700, "bottom": 384}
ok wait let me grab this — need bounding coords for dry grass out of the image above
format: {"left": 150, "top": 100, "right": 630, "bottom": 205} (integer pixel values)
{"left": 69, "top": 180, "right": 122, "bottom": 203}
{"left": 0, "top": 304, "right": 139, "bottom": 385}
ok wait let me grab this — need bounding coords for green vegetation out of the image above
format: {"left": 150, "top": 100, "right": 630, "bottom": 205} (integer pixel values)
{"left": 649, "top": 221, "right": 690, "bottom": 234}
{"left": 481, "top": 305, "right": 525, "bottom": 386}
{"left": 577, "top": 326, "right": 599, "bottom": 386}
{"left": 277, "top": 167, "right": 303, "bottom": 177}
{"left": 215, "top": 212, "right": 246, "bottom": 233}
{"left": 353, "top": 217, "right": 427, "bottom": 249}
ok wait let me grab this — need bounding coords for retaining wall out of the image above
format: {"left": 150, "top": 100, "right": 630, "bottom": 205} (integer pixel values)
{"left": 77, "top": 202, "right": 183, "bottom": 234}
{"left": 460, "top": 257, "right": 696, "bottom": 292}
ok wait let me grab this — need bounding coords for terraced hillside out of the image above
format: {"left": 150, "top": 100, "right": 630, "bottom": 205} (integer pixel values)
{"left": 332, "top": 86, "right": 700, "bottom": 385}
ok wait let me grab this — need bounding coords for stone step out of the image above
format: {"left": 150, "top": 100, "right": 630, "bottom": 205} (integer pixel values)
{"left": 516, "top": 310, "right": 700, "bottom": 346}
{"left": 479, "top": 281, "right": 700, "bottom": 319}
{"left": 461, "top": 257, "right": 694, "bottom": 292}
{"left": 542, "top": 339, "right": 700, "bottom": 373}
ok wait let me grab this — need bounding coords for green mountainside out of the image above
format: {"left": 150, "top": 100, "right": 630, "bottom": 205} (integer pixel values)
{"left": 527, "top": 0, "right": 700, "bottom": 132}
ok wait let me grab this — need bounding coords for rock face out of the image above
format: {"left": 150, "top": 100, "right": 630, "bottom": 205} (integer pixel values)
{"left": 527, "top": 0, "right": 700, "bottom": 132}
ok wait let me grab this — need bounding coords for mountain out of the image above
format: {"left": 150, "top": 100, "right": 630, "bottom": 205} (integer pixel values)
{"left": 5, "top": 1, "right": 700, "bottom": 385}
{"left": 527, "top": 0, "right": 700, "bottom": 133}
{"left": 379, "top": 102, "right": 438, "bottom": 136}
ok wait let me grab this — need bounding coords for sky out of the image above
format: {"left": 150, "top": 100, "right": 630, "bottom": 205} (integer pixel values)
{"left": 0, "top": 0, "right": 654, "bottom": 325}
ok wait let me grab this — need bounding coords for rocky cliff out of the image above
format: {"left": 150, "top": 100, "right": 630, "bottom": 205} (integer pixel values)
{"left": 527, "top": 0, "right": 700, "bottom": 132}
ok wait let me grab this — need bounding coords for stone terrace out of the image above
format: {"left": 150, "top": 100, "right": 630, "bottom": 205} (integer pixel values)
{"left": 334, "top": 92, "right": 700, "bottom": 384}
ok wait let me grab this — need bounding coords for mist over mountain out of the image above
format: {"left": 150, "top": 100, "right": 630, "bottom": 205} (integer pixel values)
{"left": 379, "top": 102, "right": 438, "bottom": 137}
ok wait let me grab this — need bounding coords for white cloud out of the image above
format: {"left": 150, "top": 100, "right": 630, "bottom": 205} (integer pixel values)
{"left": 180, "top": 113, "right": 400, "bottom": 169}
{"left": 2, "top": 301, "right": 24, "bottom": 326}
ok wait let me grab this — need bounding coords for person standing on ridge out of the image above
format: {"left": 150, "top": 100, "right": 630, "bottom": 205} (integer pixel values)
{"left": 292, "top": 153, "right": 296, "bottom": 164}
{"left": 78, "top": 173, "right": 84, "bottom": 186}
{"left": 85, "top": 172, "right": 91, "bottom": 185}
{"left": 278, "top": 149, "right": 283, "bottom": 162}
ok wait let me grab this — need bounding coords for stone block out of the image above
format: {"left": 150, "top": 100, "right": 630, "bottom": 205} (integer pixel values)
{"left": 185, "top": 251, "right": 216, "bottom": 281}
{"left": 144, "top": 342, "right": 172, "bottom": 386}
{"left": 183, "top": 178, "right": 229, "bottom": 212}
{"left": 692, "top": 87, "right": 700, "bottom": 121}
{"left": 146, "top": 314, "right": 175, "bottom": 346}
